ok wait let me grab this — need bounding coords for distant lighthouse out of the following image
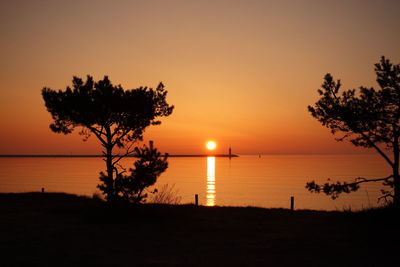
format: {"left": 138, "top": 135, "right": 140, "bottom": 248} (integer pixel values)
{"left": 229, "top": 147, "right": 232, "bottom": 158}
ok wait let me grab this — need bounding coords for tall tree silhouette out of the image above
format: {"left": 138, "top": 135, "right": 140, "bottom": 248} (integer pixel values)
{"left": 307, "top": 57, "right": 400, "bottom": 206}
{"left": 42, "top": 76, "right": 174, "bottom": 202}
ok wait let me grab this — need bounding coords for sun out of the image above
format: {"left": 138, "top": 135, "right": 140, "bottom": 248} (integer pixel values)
{"left": 206, "top": 140, "right": 217, "bottom": 150}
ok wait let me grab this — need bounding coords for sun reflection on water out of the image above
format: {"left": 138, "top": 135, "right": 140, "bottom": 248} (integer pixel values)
{"left": 206, "top": 156, "right": 216, "bottom": 206}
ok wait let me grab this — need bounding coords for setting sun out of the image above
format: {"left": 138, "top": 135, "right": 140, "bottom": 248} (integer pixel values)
{"left": 206, "top": 141, "right": 217, "bottom": 150}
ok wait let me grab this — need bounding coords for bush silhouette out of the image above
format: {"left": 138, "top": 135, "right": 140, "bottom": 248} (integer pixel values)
{"left": 110, "top": 141, "right": 168, "bottom": 203}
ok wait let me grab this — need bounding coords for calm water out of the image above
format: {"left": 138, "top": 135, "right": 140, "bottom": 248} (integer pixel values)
{"left": 0, "top": 154, "right": 390, "bottom": 210}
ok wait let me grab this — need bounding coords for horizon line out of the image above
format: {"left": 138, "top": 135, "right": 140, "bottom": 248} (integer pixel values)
{"left": 0, "top": 152, "right": 377, "bottom": 158}
{"left": 0, "top": 154, "right": 239, "bottom": 158}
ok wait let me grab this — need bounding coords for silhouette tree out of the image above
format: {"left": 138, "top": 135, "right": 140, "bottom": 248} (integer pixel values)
{"left": 111, "top": 141, "right": 168, "bottom": 203}
{"left": 42, "top": 76, "right": 174, "bottom": 202}
{"left": 307, "top": 56, "right": 400, "bottom": 206}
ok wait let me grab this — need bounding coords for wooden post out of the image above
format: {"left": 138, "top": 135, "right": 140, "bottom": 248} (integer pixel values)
{"left": 290, "top": 196, "right": 294, "bottom": 210}
{"left": 41, "top": 187, "right": 45, "bottom": 193}
{"left": 195, "top": 194, "right": 198, "bottom": 206}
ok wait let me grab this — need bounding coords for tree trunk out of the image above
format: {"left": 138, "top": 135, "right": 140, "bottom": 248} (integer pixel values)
{"left": 104, "top": 126, "right": 116, "bottom": 202}
{"left": 393, "top": 157, "right": 400, "bottom": 207}
{"left": 393, "top": 171, "right": 400, "bottom": 207}
{"left": 105, "top": 144, "right": 115, "bottom": 202}
{"left": 393, "top": 138, "right": 400, "bottom": 207}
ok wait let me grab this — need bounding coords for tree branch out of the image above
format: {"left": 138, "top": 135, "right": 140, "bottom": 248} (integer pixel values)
{"left": 359, "top": 131, "right": 394, "bottom": 167}
{"left": 378, "top": 192, "right": 394, "bottom": 203}
{"left": 111, "top": 142, "right": 136, "bottom": 167}
{"left": 306, "top": 175, "right": 394, "bottom": 199}
{"left": 87, "top": 126, "right": 107, "bottom": 147}
{"left": 112, "top": 129, "right": 131, "bottom": 147}
{"left": 352, "top": 175, "right": 393, "bottom": 186}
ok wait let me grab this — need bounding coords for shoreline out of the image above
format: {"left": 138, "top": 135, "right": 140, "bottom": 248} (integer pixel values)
{"left": 0, "top": 154, "right": 239, "bottom": 158}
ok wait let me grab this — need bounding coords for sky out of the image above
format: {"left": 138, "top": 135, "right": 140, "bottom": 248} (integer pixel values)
{"left": 0, "top": 0, "right": 399, "bottom": 155}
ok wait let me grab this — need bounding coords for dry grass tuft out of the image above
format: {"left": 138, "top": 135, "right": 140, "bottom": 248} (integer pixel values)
{"left": 150, "top": 183, "right": 182, "bottom": 205}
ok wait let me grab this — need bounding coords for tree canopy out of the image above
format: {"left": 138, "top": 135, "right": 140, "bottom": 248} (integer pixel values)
{"left": 42, "top": 76, "right": 173, "bottom": 146}
{"left": 307, "top": 56, "right": 400, "bottom": 206}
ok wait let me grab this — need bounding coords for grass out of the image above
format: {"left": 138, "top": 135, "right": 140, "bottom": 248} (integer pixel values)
{"left": 0, "top": 192, "right": 399, "bottom": 266}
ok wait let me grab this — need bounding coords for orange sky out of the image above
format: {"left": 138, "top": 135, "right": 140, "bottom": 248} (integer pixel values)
{"left": 0, "top": 0, "right": 399, "bottom": 155}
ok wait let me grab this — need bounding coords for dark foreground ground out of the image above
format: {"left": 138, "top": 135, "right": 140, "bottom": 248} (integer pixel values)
{"left": 1, "top": 193, "right": 399, "bottom": 266}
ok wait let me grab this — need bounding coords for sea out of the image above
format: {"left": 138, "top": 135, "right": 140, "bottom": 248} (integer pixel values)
{"left": 0, "top": 154, "right": 390, "bottom": 210}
